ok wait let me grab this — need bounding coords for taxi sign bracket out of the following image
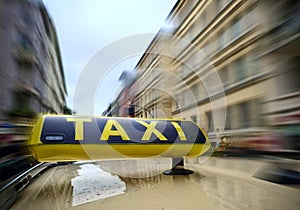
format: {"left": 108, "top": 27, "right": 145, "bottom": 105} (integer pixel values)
{"left": 163, "top": 158, "right": 194, "bottom": 175}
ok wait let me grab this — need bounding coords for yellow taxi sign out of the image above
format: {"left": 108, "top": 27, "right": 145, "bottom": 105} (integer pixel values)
{"left": 28, "top": 115, "right": 210, "bottom": 162}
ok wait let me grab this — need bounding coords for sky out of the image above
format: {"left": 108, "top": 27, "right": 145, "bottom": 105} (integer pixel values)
{"left": 44, "top": 0, "right": 177, "bottom": 115}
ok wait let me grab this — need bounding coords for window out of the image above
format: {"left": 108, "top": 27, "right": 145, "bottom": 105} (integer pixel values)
{"left": 185, "top": 51, "right": 199, "bottom": 70}
{"left": 191, "top": 83, "right": 200, "bottom": 99}
{"left": 21, "top": 8, "right": 33, "bottom": 27}
{"left": 235, "top": 58, "right": 244, "bottom": 81}
{"left": 181, "top": 91, "right": 186, "bottom": 107}
{"left": 19, "top": 33, "right": 34, "bottom": 50}
{"left": 225, "top": 106, "right": 231, "bottom": 130}
{"left": 229, "top": 101, "right": 252, "bottom": 129}
{"left": 202, "top": 10, "right": 207, "bottom": 25}
{"left": 183, "top": 89, "right": 192, "bottom": 105}
{"left": 18, "top": 61, "right": 33, "bottom": 83}
{"left": 205, "top": 2, "right": 215, "bottom": 26}
{"left": 188, "top": 22, "right": 197, "bottom": 42}
{"left": 199, "top": 81, "right": 208, "bottom": 99}
{"left": 239, "top": 102, "right": 250, "bottom": 128}
{"left": 14, "top": 91, "right": 30, "bottom": 108}
{"left": 203, "top": 40, "right": 216, "bottom": 56}
{"left": 216, "top": 0, "right": 230, "bottom": 12}
{"left": 179, "top": 64, "right": 191, "bottom": 77}
{"left": 234, "top": 57, "right": 247, "bottom": 82}
{"left": 206, "top": 111, "right": 214, "bottom": 132}
{"left": 175, "top": 94, "right": 182, "bottom": 108}
{"left": 191, "top": 115, "right": 197, "bottom": 123}
{"left": 278, "top": 61, "right": 300, "bottom": 95}
{"left": 231, "top": 18, "right": 242, "bottom": 39}
{"left": 218, "top": 29, "right": 226, "bottom": 49}
{"left": 216, "top": 0, "right": 223, "bottom": 13}
{"left": 245, "top": 8, "right": 256, "bottom": 28}
{"left": 204, "top": 72, "right": 222, "bottom": 94}
{"left": 219, "top": 67, "right": 230, "bottom": 86}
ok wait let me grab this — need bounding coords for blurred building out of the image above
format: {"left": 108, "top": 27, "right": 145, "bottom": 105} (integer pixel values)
{"left": 102, "top": 71, "right": 137, "bottom": 117}
{"left": 107, "top": 0, "right": 300, "bottom": 149}
{"left": 170, "top": 0, "right": 263, "bottom": 138}
{"left": 258, "top": 0, "right": 300, "bottom": 149}
{"left": 0, "top": 0, "right": 67, "bottom": 120}
{"left": 132, "top": 0, "right": 264, "bottom": 134}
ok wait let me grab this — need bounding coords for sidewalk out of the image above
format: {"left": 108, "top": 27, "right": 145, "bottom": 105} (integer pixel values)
{"left": 213, "top": 149, "right": 300, "bottom": 160}
{"left": 186, "top": 156, "right": 300, "bottom": 185}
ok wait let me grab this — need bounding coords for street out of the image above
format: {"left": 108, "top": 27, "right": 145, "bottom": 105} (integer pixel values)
{"left": 10, "top": 157, "right": 300, "bottom": 210}
{"left": 1, "top": 1, "right": 300, "bottom": 209}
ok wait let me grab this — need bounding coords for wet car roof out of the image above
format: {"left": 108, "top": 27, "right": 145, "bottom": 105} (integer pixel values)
{"left": 11, "top": 157, "right": 300, "bottom": 210}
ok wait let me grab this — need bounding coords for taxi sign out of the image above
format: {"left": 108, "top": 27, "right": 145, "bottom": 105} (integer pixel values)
{"left": 28, "top": 115, "right": 210, "bottom": 162}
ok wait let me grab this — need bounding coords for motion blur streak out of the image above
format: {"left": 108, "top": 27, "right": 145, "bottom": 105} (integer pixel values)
{"left": 0, "top": 0, "right": 300, "bottom": 209}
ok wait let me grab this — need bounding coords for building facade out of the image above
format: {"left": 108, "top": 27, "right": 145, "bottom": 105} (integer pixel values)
{"left": 258, "top": 0, "right": 300, "bottom": 149}
{"left": 133, "top": 0, "right": 263, "bottom": 133}
{"left": 110, "top": 0, "right": 300, "bottom": 149}
{"left": 0, "top": 0, "right": 67, "bottom": 120}
{"left": 171, "top": 0, "right": 264, "bottom": 137}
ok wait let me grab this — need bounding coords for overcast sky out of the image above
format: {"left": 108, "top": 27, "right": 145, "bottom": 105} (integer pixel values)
{"left": 44, "top": 0, "right": 177, "bottom": 115}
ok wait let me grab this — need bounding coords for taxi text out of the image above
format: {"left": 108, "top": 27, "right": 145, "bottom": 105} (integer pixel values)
{"left": 66, "top": 118, "right": 187, "bottom": 141}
